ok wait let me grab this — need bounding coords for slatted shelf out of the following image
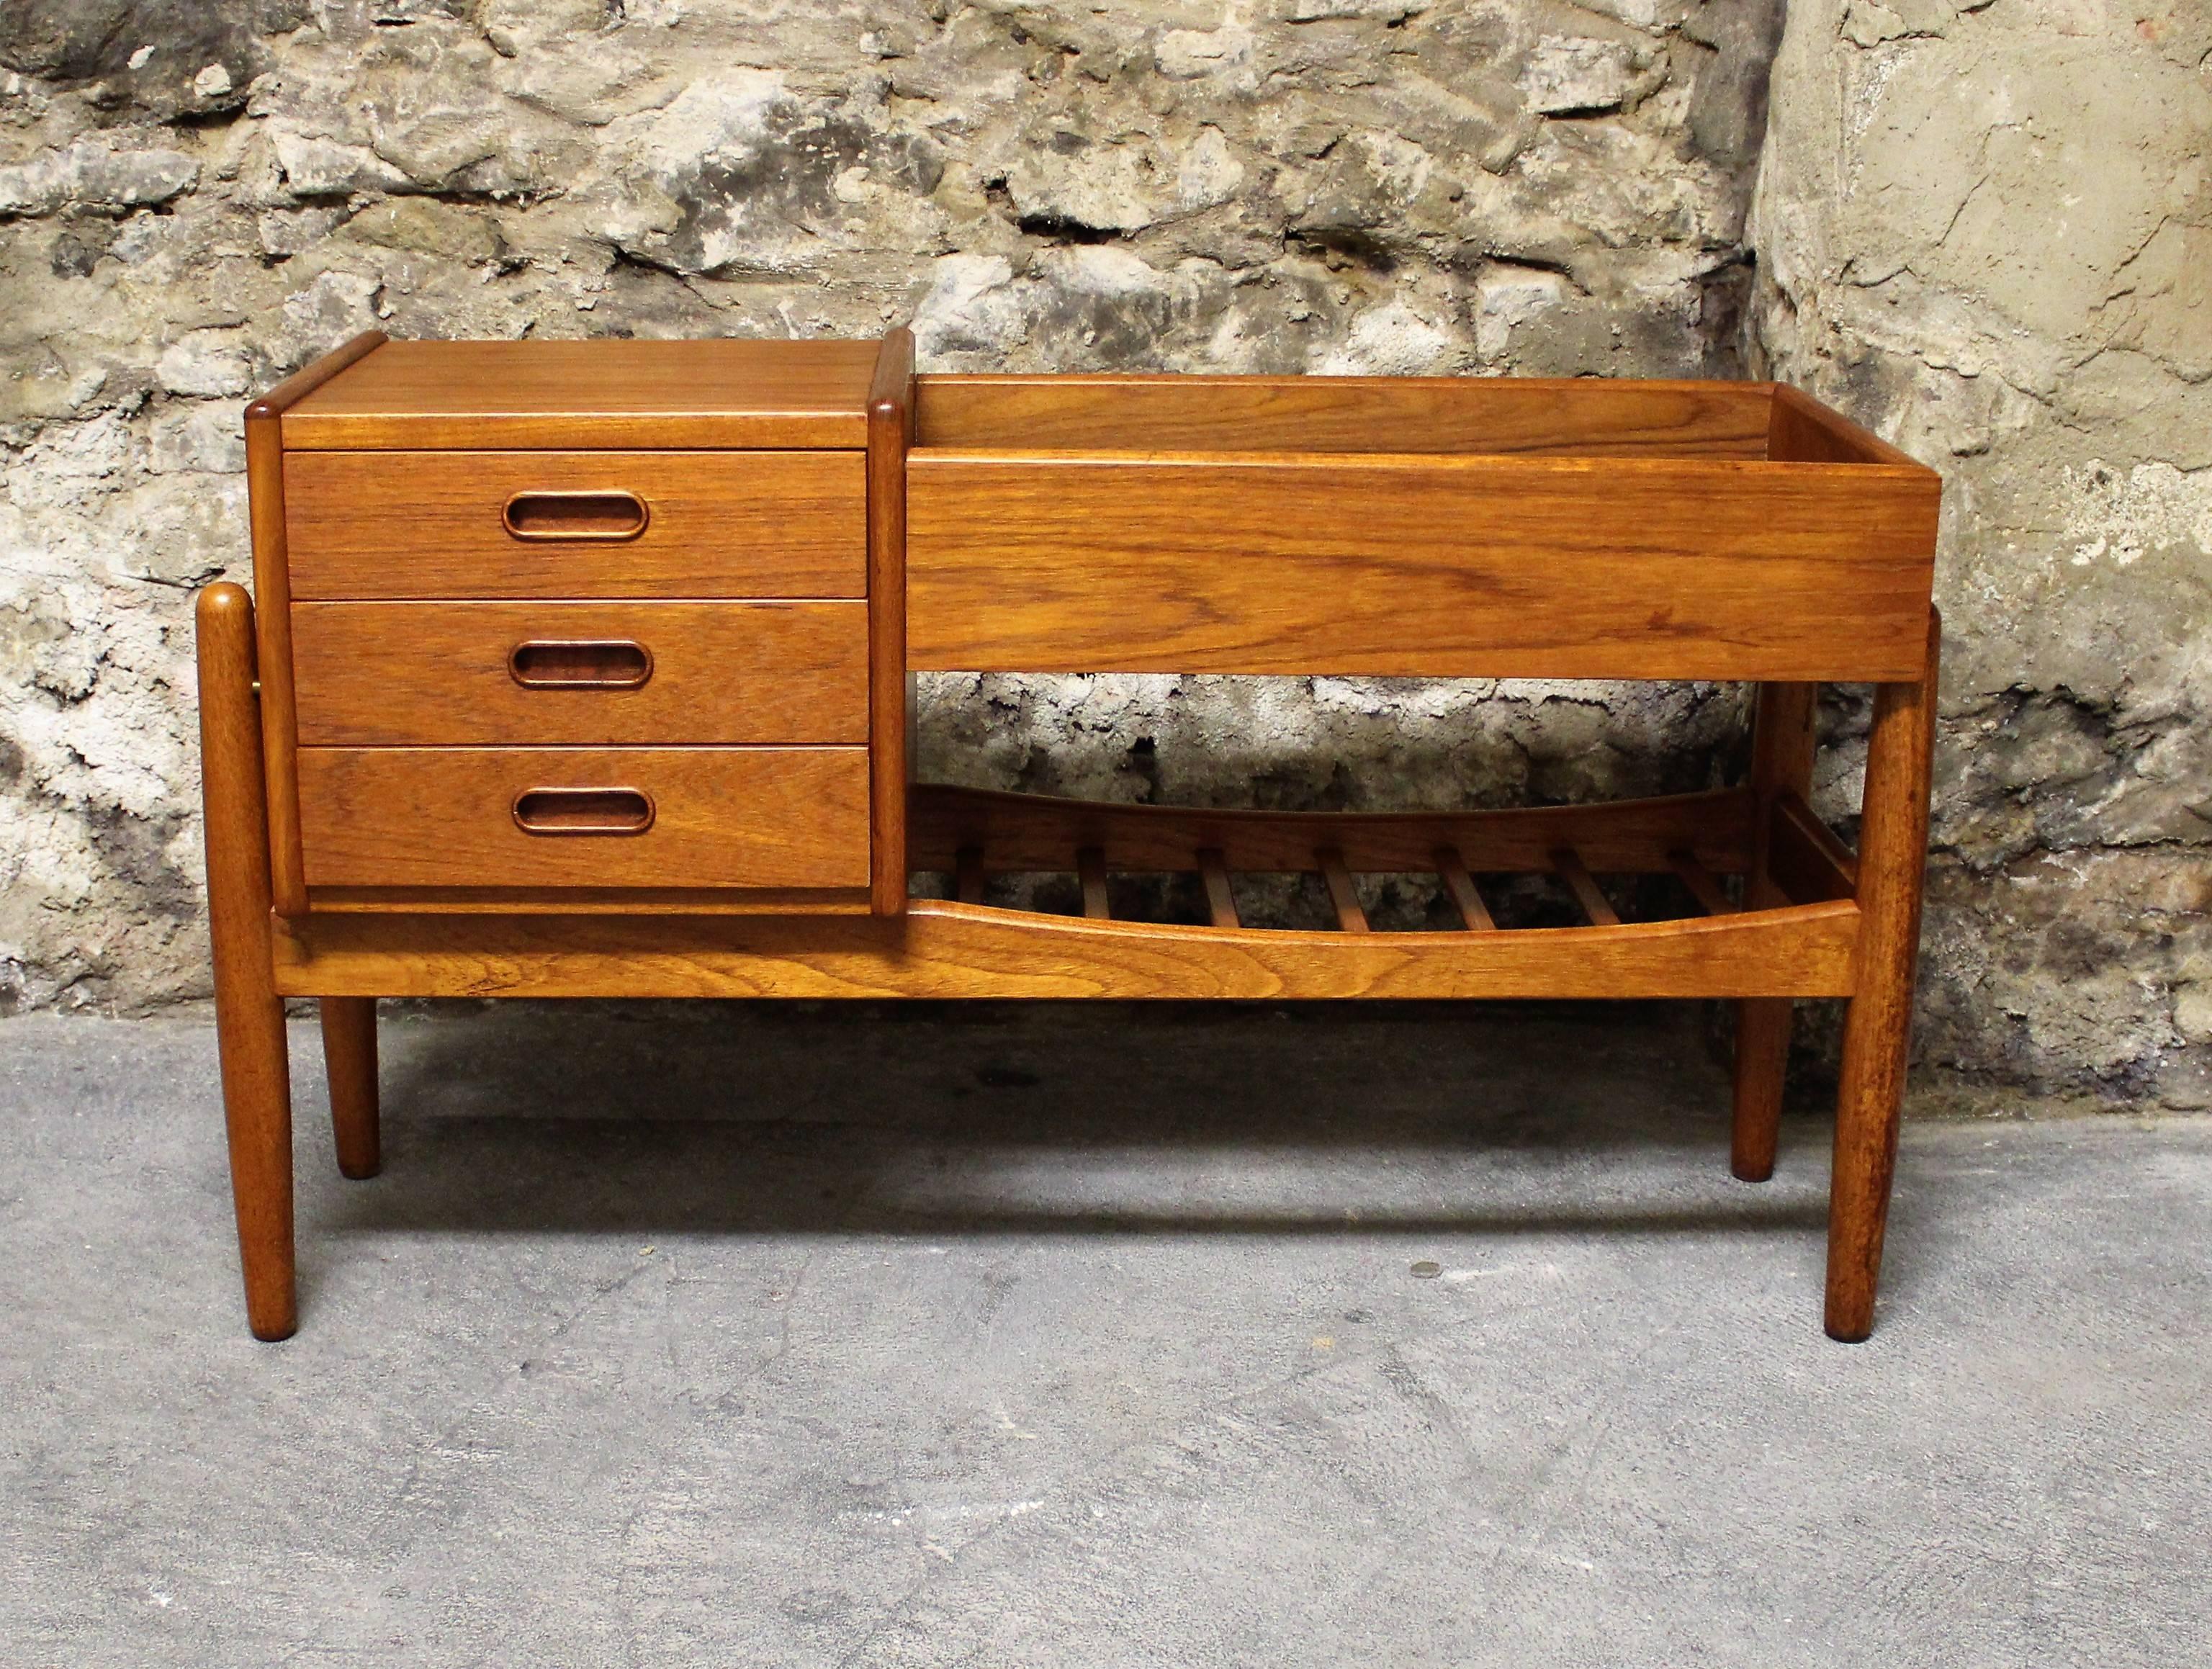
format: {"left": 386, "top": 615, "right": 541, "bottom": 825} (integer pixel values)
{"left": 907, "top": 783, "right": 1848, "bottom": 948}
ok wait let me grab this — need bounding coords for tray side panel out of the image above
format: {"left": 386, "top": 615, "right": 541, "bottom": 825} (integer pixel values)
{"left": 907, "top": 452, "right": 1940, "bottom": 681}
{"left": 914, "top": 374, "right": 1775, "bottom": 457}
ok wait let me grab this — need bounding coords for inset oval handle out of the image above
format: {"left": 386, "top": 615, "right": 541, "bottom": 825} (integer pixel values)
{"left": 501, "top": 490, "right": 649, "bottom": 541}
{"left": 508, "top": 639, "right": 654, "bottom": 690}
{"left": 511, "top": 786, "right": 655, "bottom": 836}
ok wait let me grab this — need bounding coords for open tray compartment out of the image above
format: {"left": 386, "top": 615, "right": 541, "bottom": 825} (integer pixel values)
{"left": 902, "top": 374, "right": 1942, "bottom": 685}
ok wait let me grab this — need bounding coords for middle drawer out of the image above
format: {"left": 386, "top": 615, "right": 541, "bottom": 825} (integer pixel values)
{"left": 292, "top": 601, "right": 868, "bottom": 745}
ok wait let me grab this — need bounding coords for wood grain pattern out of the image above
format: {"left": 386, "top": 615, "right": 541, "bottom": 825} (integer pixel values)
{"left": 910, "top": 784, "right": 1755, "bottom": 876}
{"left": 1826, "top": 611, "right": 1941, "bottom": 1342}
{"left": 319, "top": 997, "right": 379, "bottom": 1179}
{"left": 914, "top": 374, "right": 1776, "bottom": 457}
{"left": 907, "top": 451, "right": 1941, "bottom": 680}
{"left": 248, "top": 330, "right": 386, "bottom": 914}
{"left": 271, "top": 896, "right": 1864, "bottom": 1002}
{"left": 195, "top": 582, "right": 297, "bottom": 1341}
{"left": 296, "top": 747, "right": 871, "bottom": 892}
{"left": 868, "top": 328, "right": 914, "bottom": 914}
{"left": 286, "top": 450, "right": 866, "bottom": 600}
{"left": 291, "top": 601, "right": 868, "bottom": 744}
{"left": 279, "top": 338, "right": 879, "bottom": 451}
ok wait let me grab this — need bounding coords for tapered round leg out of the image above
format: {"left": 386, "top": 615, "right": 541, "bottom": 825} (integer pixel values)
{"left": 1730, "top": 999, "right": 1791, "bottom": 1182}
{"left": 1825, "top": 991, "right": 1910, "bottom": 1342}
{"left": 199, "top": 582, "right": 297, "bottom": 1341}
{"left": 1823, "top": 616, "right": 1938, "bottom": 1343}
{"left": 320, "top": 997, "right": 380, "bottom": 1180}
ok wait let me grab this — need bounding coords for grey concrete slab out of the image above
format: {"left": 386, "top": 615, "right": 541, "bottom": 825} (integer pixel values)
{"left": 0, "top": 1002, "right": 2206, "bottom": 1667}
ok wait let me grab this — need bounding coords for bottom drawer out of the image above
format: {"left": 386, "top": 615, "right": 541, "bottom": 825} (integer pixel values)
{"left": 297, "top": 748, "right": 869, "bottom": 892}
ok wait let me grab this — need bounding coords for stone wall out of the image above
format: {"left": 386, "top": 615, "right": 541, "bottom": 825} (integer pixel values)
{"left": 1752, "top": 0, "right": 2212, "bottom": 1107}
{"left": 0, "top": 1, "right": 2202, "bottom": 1109}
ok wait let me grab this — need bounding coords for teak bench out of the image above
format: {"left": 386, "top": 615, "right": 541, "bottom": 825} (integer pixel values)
{"left": 197, "top": 329, "right": 1941, "bottom": 1343}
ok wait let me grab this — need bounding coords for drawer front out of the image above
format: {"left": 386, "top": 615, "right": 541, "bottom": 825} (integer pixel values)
{"left": 285, "top": 450, "right": 866, "bottom": 599}
{"left": 291, "top": 601, "right": 868, "bottom": 745}
{"left": 297, "top": 747, "right": 870, "bottom": 890}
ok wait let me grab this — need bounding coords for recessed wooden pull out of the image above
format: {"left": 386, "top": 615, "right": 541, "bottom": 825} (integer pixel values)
{"left": 507, "top": 639, "right": 654, "bottom": 689}
{"left": 511, "top": 786, "right": 655, "bottom": 836}
{"left": 500, "top": 490, "right": 649, "bottom": 541}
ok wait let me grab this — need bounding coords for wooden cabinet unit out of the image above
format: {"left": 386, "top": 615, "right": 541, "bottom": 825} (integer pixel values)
{"left": 199, "top": 331, "right": 1942, "bottom": 1344}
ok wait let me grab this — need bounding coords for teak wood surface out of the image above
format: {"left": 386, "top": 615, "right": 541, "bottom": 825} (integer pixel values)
{"left": 246, "top": 328, "right": 387, "bottom": 914}
{"left": 295, "top": 746, "right": 871, "bottom": 892}
{"left": 906, "top": 451, "right": 1938, "bottom": 680}
{"left": 270, "top": 898, "right": 1863, "bottom": 1002}
{"left": 291, "top": 600, "right": 869, "bottom": 745}
{"left": 279, "top": 337, "right": 881, "bottom": 451}
{"left": 914, "top": 373, "right": 1779, "bottom": 456}
{"left": 285, "top": 449, "right": 867, "bottom": 600}
{"left": 200, "top": 332, "right": 1943, "bottom": 1344}
{"left": 866, "top": 329, "right": 914, "bottom": 916}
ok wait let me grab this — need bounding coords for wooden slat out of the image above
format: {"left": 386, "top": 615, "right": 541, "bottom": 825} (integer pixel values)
{"left": 279, "top": 338, "right": 879, "bottom": 451}
{"left": 1077, "top": 846, "right": 1110, "bottom": 919}
{"left": 914, "top": 374, "right": 1774, "bottom": 458}
{"left": 1669, "top": 848, "right": 1738, "bottom": 916}
{"left": 1197, "top": 847, "right": 1240, "bottom": 928}
{"left": 1767, "top": 790, "right": 1858, "bottom": 907}
{"left": 1552, "top": 848, "right": 1622, "bottom": 927}
{"left": 907, "top": 451, "right": 1941, "bottom": 681}
{"left": 909, "top": 784, "right": 1754, "bottom": 877}
{"left": 271, "top": 899, "right": 1865, "bottom": 1002}
{"left": 956, "top": 845, "right": 985, "bottom": 905}
{"left": 1317, "top": 847, "right": 1369, "bottom": 933}
{"left": 1434, "top": 846, "right": 1496, "bottom": 931}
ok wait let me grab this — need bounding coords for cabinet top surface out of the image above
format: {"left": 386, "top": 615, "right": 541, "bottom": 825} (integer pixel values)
{"left": 281, "top": 338, "right": 881, "bottom": 450}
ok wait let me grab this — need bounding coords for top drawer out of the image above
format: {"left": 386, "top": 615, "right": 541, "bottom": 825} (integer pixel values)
{"left": 284, "top": 449, "right": 866, "bottom": 600}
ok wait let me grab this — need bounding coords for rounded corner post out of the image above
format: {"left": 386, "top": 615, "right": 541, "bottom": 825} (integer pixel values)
{"left": 867, "top": 326, "right": 916, "bottom": 915}
{"left": 1824, "top": 611, "right": 1940, "bottom": 1342}
{"left": 197, "top": 580, "right": 298, "bottom": 1341}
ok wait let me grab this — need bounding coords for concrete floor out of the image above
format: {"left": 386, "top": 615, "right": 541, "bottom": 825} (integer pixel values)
{"left": 1, "top": 1002, "right": 2206, "bottom": 1668}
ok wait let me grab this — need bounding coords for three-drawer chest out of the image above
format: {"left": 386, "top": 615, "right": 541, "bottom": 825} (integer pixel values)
{"left": 201, "top": 329, "right": 1942, "bottom": 1343}
{"left": 246, "top": 334, "right": 907, "bottom": 918}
